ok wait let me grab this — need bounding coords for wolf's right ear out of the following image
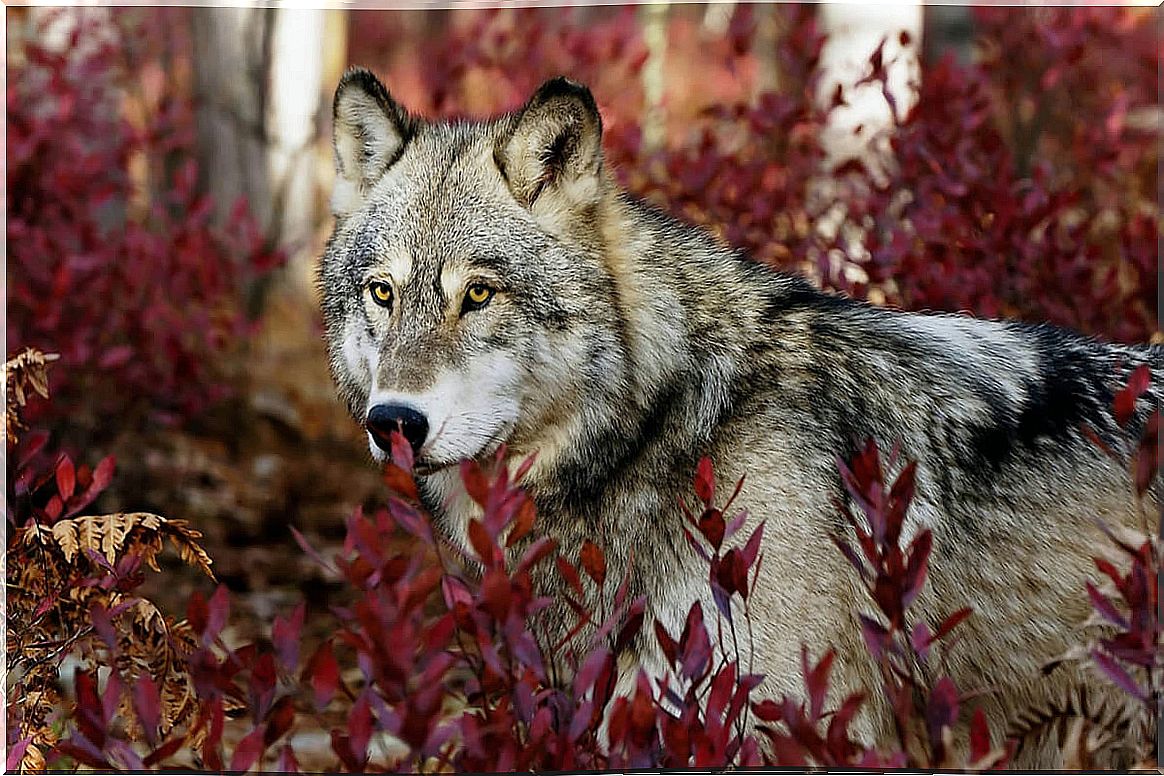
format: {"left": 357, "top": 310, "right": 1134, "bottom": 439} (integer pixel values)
{"left": 331, "top": 68, "right": 414, "bottom": 215}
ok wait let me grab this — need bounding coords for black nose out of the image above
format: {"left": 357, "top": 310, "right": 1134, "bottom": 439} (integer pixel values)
{"left": 366, "top": 404, "right": 429, "bottom": 455}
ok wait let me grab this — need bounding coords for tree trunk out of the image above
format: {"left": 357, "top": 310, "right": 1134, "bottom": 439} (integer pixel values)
{"left": 640, "top": 3, "right": 669, "bottom": 152}
{"left": 190, "top": 7, "right": 329, "bottom": 260}
{"left": 816, "top": 3, "right": 923, "bottom": 174}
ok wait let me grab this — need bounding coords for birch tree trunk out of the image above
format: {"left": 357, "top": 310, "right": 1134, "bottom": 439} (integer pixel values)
{"left": 816, "top": 3, "right": 923, "bottom": 174}
{"left": 190, "top": 7, "right": 328, "bottom": 264}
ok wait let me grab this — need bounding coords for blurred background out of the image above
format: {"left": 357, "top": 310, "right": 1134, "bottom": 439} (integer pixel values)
{"left": 6, "top": 3, "right": 1160, "bottom": 635}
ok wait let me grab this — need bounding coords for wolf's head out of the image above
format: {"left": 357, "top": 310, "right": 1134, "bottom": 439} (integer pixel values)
{"left": 320, "top": 69, "right": 630, "bottom": 471}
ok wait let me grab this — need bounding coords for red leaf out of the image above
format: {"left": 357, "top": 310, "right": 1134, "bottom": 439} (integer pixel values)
{"left": 926, "top": 676, "right": 960, "bottom": 740}
{"left": 382, "top": 462, "right": 418, "bottom": 501}
{"left": 931, "top": 606, "right": 973, "bottom": 643}
{"left": 98, "top": 345, "right": 133, "bottom": 369}
{"left": 680, "top": 603, "right": 711, "bottom": 680}
{"left": 902, "top": 529, "right": 932, "bottom": 608}
{"left": 468, "top": 519, "right": 497, "bottom": 565}
{"left": 304, "top": 641, "right": 339, "bottom": 708}
{"left": 1091, "top": 648, "right": 1148, "bottom": 701}
{"left": 573, "top": 647, "right": 612, "bottom": 699}
{"left": 506, "top": 498, "right": 536, "bottom": 547}
{"left": 804, "top": 647, "right": 835, "bottom": 721}
{"left": 290, "top": 525, "right": 334, "bottom": 573}
{"left": 205, "top": 584, "right": 230, "bottom": 644}
{"left": 54, "top": 739, "right": 111, "bottom": 770}
{"left": 330, "top": 732, "right": 358, "bottom": 772}
{"left": 859, "top": 615, "right": 889, "bottom": 661}
{"left": 723, "top": 508, "right": 749, "bottom": 544}
{"left": 388, "top": 428, "right": 414, "bottom": 472}
{"left": 694, "top": 456, "right": 715, "bottom": 505}
{"left": 655, "top": 619, "right": 679, "bottom": 666}
{"left": 142, "top": 736, "right": 186, "bottom": 767}
{"left": 460, "top": 459, "right": 490, "bottom": 507}
{"left": 229, "top": 724, "right": 267, "bottom": 772}
{"left": 707, "top": 662, "right": 736, "bottom": 721}
{"left": 1086, "top": 581, "right": 1129, "bottom": 629}
{"left": 6, "top": 737, "right": 32, "bottom": 772}
{"left": 579, "top": 540, "right": 607, "bottom": 588}
{"left": 272, "top": 602, "right": 305, "bottom": 673}
{"left": 698, "top": 508, "right": 726, "bottom": 551}
{"left": 441, "top": 574, "right": 473, "bottom": 612}
{"left": 515, "top": 535, "right": 557, "bottom": 575}
{"left": 187, "top": 592, "right": 208, "bottom": 636}
{"left": 480, "top": 567, "right": 512, "bottom": 620}
{"left": 349, "top": 693, "right": 373, "bottom": 766}
{"left": 264, "top": 696, "right": 295, "bottom": 746}
{"left": 1114, "top": 364, "right": 1151, "bottom": 426}
{"left": 133, "top": 674, "right": 161, "bottom": 747}
{"left": 56, "top": 455, "right": 75, "bottom": 501}
{"left": 969, "top": 707, "right": 991, "bottom": 762}
{"left": 826, "top": 691, "right": 866, "bottom": 758}
{"left": 204, "top": 698, "right": 225, "bottom": 770}
{"left": 615, "top": 596, "right": 647, "bottom": 654}
{"left": 556, "top": 555, "right": 584, "bottom": 597}
{"left": 250, "top": 652, "right": 277, "bottom": 720}
{"left": 910, "top": 621, "right": 933, "bottom": 661}
{"left": 276, "top": 744, "right": 300, "bottom": 773}
{"left": 1134, "top": 410, "right": 1159, "bottom": 496}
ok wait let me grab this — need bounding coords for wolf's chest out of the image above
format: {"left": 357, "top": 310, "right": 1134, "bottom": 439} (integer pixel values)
{"left": 417, "top": 467, "right": 481, "bottom": 554}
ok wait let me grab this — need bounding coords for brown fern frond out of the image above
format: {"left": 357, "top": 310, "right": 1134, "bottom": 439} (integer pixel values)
{"left": 5, "top": 348, "right": 59, "bottom": 447}
{"left": 27, "top": 512, "right": 215, "bottom": 580}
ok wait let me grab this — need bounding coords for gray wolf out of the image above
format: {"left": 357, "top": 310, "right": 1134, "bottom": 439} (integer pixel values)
{"left": 318, "top": 68, "right": 1162, "bottom": 768}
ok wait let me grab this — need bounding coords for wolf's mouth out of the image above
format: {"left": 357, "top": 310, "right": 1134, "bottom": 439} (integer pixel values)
{"left": 410, "top": 459, "right": 451, "bottom": 477}
{"left": 411, "top": 423, "right": 514, "bottom": 478}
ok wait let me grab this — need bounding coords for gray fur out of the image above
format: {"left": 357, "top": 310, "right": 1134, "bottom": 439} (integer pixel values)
{"left": 319, "top": 69, "right": 1162, "bottom": 768}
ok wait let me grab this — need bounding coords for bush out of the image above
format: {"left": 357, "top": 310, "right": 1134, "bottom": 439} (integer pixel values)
{"left": 13, "top": 380, "right": 1158, "bottom": 771}
{"left": 6, "top": 11, "right": 282, "bottom": 442}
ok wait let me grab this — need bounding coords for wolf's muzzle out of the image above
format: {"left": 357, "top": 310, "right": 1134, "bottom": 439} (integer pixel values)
{"left": 366, "top": 403, "right": 429, "bottom": 456}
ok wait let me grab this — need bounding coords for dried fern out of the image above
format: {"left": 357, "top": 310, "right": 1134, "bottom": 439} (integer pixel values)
{"left": 10, "top": 512, "right": 217, "bottom": 761}
{"left": 23, "top": 511, "right": 216, "bottom": 580}
{"left": 5, "top": 348, "right": 58, "bottom": 446}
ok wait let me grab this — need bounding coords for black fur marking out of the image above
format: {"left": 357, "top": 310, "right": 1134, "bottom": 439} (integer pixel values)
{"left": 548, "top": 377, "right": 689, "bottom": 514}
{"left": 963, "top": 326, "right": 1115, "bottom": 476}
{"left": 762, "top": 277, "right": 856, "bottom": 322}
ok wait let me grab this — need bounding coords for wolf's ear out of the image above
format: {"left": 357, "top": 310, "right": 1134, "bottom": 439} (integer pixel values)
{"left": 496, "top": 77, "right": 604, "bottom": 212}
{"left": 331, "top": 68, "right": 414, "bottom": 213}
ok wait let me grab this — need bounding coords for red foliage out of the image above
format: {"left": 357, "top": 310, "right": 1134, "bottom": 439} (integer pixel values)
{"left": 7, "top": 427, "right": 116, "bottom": 527}
{"left": 6, "top": 12, "right": 282, "bottom": 438}
{"left": 38, "top": 429, "right": 1025, "bottom": 770}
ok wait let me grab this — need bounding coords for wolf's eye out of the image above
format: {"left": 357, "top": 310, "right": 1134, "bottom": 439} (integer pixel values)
{"left": 462, "top": 283, "right": 495, "bottom": 313}
{"left": 369, "top": 281, "right": 393, "bottom": 308}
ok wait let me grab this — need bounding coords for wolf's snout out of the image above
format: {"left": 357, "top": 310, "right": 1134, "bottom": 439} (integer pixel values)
{"left": 366, "top": 404, "right": 429, "bottom": 455}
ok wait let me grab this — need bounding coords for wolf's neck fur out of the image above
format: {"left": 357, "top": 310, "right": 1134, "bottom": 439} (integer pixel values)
{"left": 514, "top": 190, "right": 811, "bottom": 509}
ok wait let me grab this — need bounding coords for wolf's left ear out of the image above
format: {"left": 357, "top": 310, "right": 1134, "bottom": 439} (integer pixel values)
{"left": 331, "top": 68, "right": 415, "bottom": 213}
{"left": 496, "top": 77, "right": 604, "bottom": 211}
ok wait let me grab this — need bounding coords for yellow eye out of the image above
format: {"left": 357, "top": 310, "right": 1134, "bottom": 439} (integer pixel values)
{"left": 464, "top": 283, "right": 495, "bottom": 309}
{"left": 369, "top": 281, "right": 393, "bottom": 307}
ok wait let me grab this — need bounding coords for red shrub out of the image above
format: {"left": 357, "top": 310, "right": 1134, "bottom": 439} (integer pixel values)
{"left": 6, "top": 12, "right": 282, "bottom": 439}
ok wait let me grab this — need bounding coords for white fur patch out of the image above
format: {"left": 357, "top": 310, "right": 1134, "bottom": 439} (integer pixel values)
{"left": 366, "top": 350, "right": 523, "bottom": 467}
{"left": 386, "top": 249, "right": 413, "bottom": 288}
{"left": 330, "top": 177, "right": 362, "bottom": 217}
{"left": 341, "top": 319, "right": 377, "bottom": 390}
